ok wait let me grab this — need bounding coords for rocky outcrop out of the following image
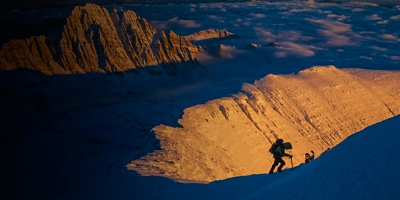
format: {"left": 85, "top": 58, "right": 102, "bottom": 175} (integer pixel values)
{"left": 0, "top": 3, "right": 201, "bottom": 75}
{"left": 128, "top": 66, "right": 400, "bottom": 183}
{"left": 0, "top": 36, "right": 66, "bottom": 74}
{"left": 154, "top": 31, "right": 201, "bottom": 70}
{"left": 111, "top": 9, "right": 158, "bottom": 68}
{"left": 184, "top": 29, "right": 234, "bottom": 41}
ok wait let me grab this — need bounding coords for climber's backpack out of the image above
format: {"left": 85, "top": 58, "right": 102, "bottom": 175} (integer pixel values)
{"left": 269, "top": 143, "right": 279, "bottom": 154}
{"left": 282, "top": 142, "right": 292, "bottom": 150}
{"left": 269, "top": 142, "right": 292, "bottom": 154}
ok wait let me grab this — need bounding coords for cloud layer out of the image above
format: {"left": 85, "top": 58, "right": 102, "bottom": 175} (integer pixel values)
{"left": 124, "top": 1, "right": 399, "bottom": 69}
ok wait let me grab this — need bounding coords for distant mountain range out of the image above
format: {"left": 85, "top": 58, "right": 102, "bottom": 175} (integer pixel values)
{"left": 0, "top": 3, "right": 238, "bottom": 75}
{"left": 0, "top": 4, "right": 206, "bottom": 75}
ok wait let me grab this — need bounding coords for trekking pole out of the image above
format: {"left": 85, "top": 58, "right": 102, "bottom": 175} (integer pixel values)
{"left": 290, "top": 156, "right": 293, "bottom": 169}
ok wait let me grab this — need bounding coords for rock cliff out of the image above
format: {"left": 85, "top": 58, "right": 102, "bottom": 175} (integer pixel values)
{"left": 128, "top": 66, "right": 400, "bottom": 183}
{"left": 0, "top": 3, "right": 201, "bottom": 75}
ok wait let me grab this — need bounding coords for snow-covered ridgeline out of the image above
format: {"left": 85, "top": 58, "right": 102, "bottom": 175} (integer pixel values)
{"left": 129, "top": 66, "right": 400, "bottom": 183}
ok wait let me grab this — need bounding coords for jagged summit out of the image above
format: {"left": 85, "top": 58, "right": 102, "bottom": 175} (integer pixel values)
{"left": 0, "top": 3, "right": 201, "bottom": 75}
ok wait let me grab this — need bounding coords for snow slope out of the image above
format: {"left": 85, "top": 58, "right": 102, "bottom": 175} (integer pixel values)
{"left": 57, "top": 115, "right": 400, "bottom": 200}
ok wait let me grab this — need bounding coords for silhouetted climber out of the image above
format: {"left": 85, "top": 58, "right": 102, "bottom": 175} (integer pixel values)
{"left": 268, "top": 138, "right": 293, "bottom": 174}
{"left": 305, "top": 150, "right": 315, "bottom": 164}
{"left": 305, "top": 153, "right": 312, "bottom": 164}
{"left": 310, "top": 150, "right": 315, "bottom": 161}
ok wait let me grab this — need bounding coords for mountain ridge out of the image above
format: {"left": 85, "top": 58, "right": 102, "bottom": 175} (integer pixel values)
{"left": 128, "top": 65, "right": 400, "bottom": 183}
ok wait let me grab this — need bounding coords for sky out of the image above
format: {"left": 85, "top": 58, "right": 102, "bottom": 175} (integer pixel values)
{"left": 1, "top": 0, "right": 399, "bottom": 17}
{"left": 1, "top": 1, "right": 400, "bottom": 199}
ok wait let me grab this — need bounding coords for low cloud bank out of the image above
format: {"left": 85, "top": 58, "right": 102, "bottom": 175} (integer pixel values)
{"left": 318, "top": 0, "right": 399, "bottom": 7}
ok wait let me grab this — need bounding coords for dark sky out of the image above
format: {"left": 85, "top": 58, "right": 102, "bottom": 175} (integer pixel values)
{"left": 1, "top": 1, "right": 119, "bottom": 11}
{"left": 0, "top": 0, "right": 248, "bottom": 12}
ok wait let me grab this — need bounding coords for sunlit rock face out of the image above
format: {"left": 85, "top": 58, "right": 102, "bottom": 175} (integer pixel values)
{"left": 0, "top": 3, "right": 200, "bottom": 75}
{"left": 0, "top": 35, "right": 66, "bottom": 74}
{"left": 128, "top": 66, "right": 400, "bottom": 183}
